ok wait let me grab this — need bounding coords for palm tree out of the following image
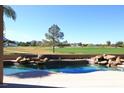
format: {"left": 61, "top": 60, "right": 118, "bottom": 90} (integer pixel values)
{"left": 3, "top": 5, "right": 16, "bottom": 30}
{"left": 0, "top": 5, "right": 16, "bottom": 83}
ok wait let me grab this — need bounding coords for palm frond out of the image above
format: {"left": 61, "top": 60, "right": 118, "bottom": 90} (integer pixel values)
{"left": 3, "top": 5, "right": 16, "bottom": 21}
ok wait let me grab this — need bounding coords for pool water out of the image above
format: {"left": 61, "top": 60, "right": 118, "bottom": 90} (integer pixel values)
{"left": 4, "top": 66, "right": 36, "bottom": 75}
{"left": 4, "top": 64, "right": 120, "bottom": 76}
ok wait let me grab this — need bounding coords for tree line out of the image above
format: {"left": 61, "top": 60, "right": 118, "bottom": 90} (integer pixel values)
{"left": 4, "top": 24, "right": 124, "bottom": 53}
{"left": 6, "top": 39, "right": 124, "bottom": 48}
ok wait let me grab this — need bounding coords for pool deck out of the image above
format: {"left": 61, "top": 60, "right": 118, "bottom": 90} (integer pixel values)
{"left": 3, "top": 71, "right": 124, "bottom": 88}
{"left": 2, "top": 54, "right": 124, "bottom": 88}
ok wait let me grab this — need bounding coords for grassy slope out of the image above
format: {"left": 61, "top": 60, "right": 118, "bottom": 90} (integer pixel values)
{"left": 4, "top": 46, "right": 124, "bottom": 55}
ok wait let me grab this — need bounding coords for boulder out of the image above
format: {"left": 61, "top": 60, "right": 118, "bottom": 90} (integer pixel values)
{"left": 43, "top": 57, "right": 49, "bottom": 62}
{"left": 37, "top": 54, "right": 45, "bottom": 59}
{"left": 15, "top": 56, "right": 23, "bottom": 62}
{"left": 104, "top": 55, "right": 116, "bottom": 59}
{"left": 116, "top": 56, "right": 121, "bottom": 63}
{"left": 117, "top": 65, "right": 124, "bottom": 68}
{"left": 98, "top": 60, "right": 108, "bottom": 65}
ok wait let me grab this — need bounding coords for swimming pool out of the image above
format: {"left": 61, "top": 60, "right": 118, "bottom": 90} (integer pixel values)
{"left": 4, "top": 64, "right": 121, "bottom": 76}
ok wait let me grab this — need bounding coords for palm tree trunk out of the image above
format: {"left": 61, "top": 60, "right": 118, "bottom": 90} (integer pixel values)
{"left": 0, "top": 5, "right": 3, "bottom": 83}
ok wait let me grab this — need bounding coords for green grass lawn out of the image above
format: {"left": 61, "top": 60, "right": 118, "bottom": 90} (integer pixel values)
{"left": 4, "top": 46, "right": 124, "bottom": 55}
{"left": 52, "top": 47, "right": 124, "bottom": 54}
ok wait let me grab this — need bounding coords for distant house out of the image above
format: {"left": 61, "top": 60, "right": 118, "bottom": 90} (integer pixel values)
{"left": 3, "top": 37, "right": 17, "bottom": 47}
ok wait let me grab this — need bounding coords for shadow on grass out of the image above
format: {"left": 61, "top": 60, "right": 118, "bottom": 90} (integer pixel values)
{"left": 0, "top": 83, "right": 62, "bottom": 88}
{"left": 7, "top": 70, "right": 54, "bottom": 78}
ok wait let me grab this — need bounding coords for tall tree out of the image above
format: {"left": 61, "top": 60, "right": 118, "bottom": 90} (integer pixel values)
{"left": 45, "top": 24, "right": 64, "bottom": 53}
{"left": 0, "top": 5, "right": 16, "bottom": 83}
{"left": 106, "top": 41, "right": 111, "bottom": 46}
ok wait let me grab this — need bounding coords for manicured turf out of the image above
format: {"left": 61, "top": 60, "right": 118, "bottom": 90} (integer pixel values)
{"left": 49, "top": 47, "right": 124, "bottom": 54}
{"left": 4, "top": 46, "right": 124, "bottom": 55}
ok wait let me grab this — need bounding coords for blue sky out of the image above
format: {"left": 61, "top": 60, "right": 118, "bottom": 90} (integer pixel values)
{"left": 4, "top": 5, "right": 124, "bottom": 44}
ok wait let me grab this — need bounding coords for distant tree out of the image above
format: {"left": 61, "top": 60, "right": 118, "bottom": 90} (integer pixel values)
{"left": 36, "top": 41, "right": 42, "bottom": 46}
{"left": 82, "top": 44, "right": 88, "bottom": 47}
{"left": 25, "top": 42, "right": 31, "bottom": 46}
{"left": 58, "top": 43, "right": 70, "bottom": 48}
{"left": 45, "top": 24, "right": 64, "bottom": 53}
{"left": 62, "top": 40, "right": 68, "bottom": 44}
{"left": 18, "top": 42, "right": 26, "bottom": 46}
{"left": 19, "top": 42, "right": 28, "bottom": 46}
{"left": 57, "top": 40, "right": 70, "bottom": 48}
{"left": 115, "top": 41, "right": 124, "bottom": 47}
{"left": 106, "top": 41, "right": 111, "bottom": 46}
{"left": 30, "top": 40, "right": 37, "bottom": 46}
{"left": 41, "top": 39, "right": 52, "bottom": 47}
{"left": 78, "top": 42, "right": 83, "bottom": 47}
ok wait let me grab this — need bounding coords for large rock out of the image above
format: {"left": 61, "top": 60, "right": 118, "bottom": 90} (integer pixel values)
{"left": 117, "top": 65, "right": 124, "bottom": 68}
{"left": 15, "top": 56, "right": 23, "bottom": 62}
{"left": 91, "top": 54, "right": 119, "bottom": 66}
{"left": 98, "top": 61, "right": 108, "bottom": 65}
{"left": 104, "top": 55, "right": 116, "bottom": 59}
{"left": 107, "top": 57, "right": 121, "bottom": 67}
{"left": 91, "top": 54, "right": 109, "bottom": 65}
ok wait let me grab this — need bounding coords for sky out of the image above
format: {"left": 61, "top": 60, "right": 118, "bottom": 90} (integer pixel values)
{"left": 4, "top": 5, "right": 124, "bottom": 44}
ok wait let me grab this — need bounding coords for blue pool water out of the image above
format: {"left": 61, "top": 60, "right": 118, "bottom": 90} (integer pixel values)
{"left": 4, "top": 66, "right": 36, "bottom": 75}
{"left": 56, "top": 67, "right": 104, "bottom": 73}
{"left": 4, "top": 65, "right": 112, "bottom": 76}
